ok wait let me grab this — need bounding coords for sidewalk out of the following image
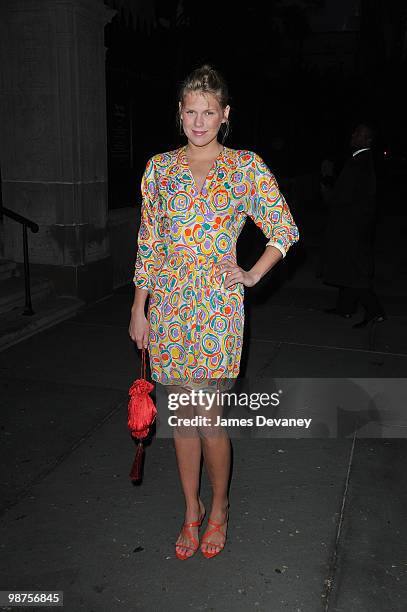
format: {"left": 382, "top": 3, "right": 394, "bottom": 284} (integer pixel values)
{"left": 0, "top": 251, "right": 406, "bottom": 611}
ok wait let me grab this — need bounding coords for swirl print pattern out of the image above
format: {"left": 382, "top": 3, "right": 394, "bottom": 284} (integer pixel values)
{"left": 134, "top": 146, "right": 299, "bottom": 384}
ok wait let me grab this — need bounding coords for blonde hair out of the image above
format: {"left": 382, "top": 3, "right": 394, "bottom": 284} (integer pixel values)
{"left": 178, "top": 64, "right": 229, "bottom": 109}
{"left": 177, "top": 64, "right": 230, "bottom": 140}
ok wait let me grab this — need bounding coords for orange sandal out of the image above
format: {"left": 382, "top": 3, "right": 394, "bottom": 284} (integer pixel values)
{"left": 200, "top": 509, "right": 229, "bottom": 559}
{"left": 175, "top": 509, "right": 206, "bottom": 560}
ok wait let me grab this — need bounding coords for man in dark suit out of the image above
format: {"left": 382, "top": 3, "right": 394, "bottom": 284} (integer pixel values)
{"left": 322, "top": 123, "right": 386, "bottom": 328}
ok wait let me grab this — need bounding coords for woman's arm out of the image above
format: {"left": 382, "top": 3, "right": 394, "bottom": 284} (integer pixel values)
{"left": 217, "top": 245, "right": 282, "bottom": 288}
{"left": 129, "top": 156, "right": 161, "bottom": 349}
{"left": 129, "top": 287, "right": 149, "bottom": 349}
{"left": 218, "top": 152, "right": 298, "bottom": 289}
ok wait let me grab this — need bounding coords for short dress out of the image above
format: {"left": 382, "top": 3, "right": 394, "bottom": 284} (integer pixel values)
{"left": 133, "top": 145, "right": 299, "bottom": 385}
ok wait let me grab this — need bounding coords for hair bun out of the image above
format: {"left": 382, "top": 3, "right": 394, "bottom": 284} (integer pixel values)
{"left": 178, "top": 64, "right": 229, "bottom": 110}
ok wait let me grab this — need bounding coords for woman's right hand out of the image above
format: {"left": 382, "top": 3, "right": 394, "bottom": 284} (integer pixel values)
{"left": 129, "top": 309, "right": 150, "bottom": 349}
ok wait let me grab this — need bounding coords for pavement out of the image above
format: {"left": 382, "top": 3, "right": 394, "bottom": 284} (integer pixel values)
{"left": 0, "top": 219, "right": 406, "bottom": 611}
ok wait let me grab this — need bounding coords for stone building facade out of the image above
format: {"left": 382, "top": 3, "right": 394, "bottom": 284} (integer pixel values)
{"left": 0, "top": 0, "right": 117, "bottom": 302}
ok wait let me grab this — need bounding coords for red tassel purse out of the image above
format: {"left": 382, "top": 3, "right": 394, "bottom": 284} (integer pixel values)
{"left": 127, "top": 348, "right": 157, "bottom": 482}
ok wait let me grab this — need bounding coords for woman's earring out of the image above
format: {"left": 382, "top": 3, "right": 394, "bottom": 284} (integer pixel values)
{"left": 221, "top": 120, "right": 230, "bottom": 144}
{"left": 179, "top": 117, "right": 183, "bottom": 136}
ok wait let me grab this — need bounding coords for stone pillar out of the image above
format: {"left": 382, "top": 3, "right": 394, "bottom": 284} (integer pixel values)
{"left": 0, "top": 0, "right": 116, "bottom": 301}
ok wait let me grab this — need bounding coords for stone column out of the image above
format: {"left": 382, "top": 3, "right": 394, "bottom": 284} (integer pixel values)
{"left": 0, "top": 0, "right": 116, "bottom": 301}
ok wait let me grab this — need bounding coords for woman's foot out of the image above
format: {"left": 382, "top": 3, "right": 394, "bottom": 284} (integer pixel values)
{"left": 175, "top": 498, "right": 206, "bottom": 560}
{"left": 200, "top": 504, "right": 229, "bottom": 558}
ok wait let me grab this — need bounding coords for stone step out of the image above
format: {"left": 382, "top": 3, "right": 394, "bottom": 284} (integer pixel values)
{"left": 0, "top": 295, "right": 85, "bottom": 352}
{"left": 0, "top": 259, "right": 21, "bottom": 281}
{"left": 0, "top": 276, "right": 53, "bottom": 315}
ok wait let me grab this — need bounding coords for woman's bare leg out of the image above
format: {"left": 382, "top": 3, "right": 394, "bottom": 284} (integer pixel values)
{"left": 196, "top": 384, "right": 231, "bottom": 556}
{"left": 173, "top": 435, "right": 204, "bottom": 557}
{"left": 166, "top": 385, "right": 205, "bottom": 558}
{"left": 200, "top": 433, "right": 230, "bottom": 555}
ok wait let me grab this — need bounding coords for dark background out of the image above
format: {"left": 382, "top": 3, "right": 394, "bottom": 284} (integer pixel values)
{"left": 103, "top": 0, "right": 407, "bottom": 210}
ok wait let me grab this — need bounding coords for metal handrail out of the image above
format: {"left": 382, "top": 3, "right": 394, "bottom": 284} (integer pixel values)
{"left": 0, "top": 205, "right": 39, "bottom": 316}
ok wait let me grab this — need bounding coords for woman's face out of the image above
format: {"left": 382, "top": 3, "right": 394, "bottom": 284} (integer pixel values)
{"left": 179, "top": 90, "right": 229, "bottom": 148}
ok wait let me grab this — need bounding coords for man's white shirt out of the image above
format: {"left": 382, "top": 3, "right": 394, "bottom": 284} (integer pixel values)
{"left": 353, "top": 148, "right": 370, "bottom": 157}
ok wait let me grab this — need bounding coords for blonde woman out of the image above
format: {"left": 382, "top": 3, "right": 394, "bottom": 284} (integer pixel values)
{"left": 129, "top": 65, "right": 299, "bottom": 559}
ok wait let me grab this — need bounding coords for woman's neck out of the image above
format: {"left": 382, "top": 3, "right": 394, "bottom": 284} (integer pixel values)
{"left": 185, "top": 140, "right": 223, "bottom": 160}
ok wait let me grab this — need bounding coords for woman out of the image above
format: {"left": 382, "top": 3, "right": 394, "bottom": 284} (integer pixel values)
{"left": 129, "top": 65, "right": 299, "bottom": 560}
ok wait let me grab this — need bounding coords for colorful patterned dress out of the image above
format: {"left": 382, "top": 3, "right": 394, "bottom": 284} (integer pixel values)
{"left": 133, "top": 145, "right": 299, "bottom": 385}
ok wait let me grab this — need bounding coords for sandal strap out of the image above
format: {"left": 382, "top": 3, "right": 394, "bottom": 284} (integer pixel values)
{"left": 176, "top": 541, "right": 199, "bottom": 552}
{"left": 201, "top": 540, "right": 225, "bottom": 549}
{"left": 178, "top": 516, "right": 204, "bottom": 550}
{"left": 176, "top": 510, "right": 206, "bottom": 556}
{"left": 202, "top": 525, "right": 223, "bottom": 541}
{"left": 202, "top": 515, "right": 228, "bottom": 543}
{"left": 183, "top": 519, "right": 202, "bottom": 528}
{"left": 207, "top": 517, "right": 227, "bottom": 528}
{"left": 179, "top": 527, "right": 199, "bottom": 549}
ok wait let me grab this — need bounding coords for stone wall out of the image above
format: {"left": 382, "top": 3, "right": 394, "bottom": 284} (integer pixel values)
{"left": 0, "top": 0, "right": 116, "bottom": 302}
{"left": 107, "top": 205, "right": 140, "bottom": 290}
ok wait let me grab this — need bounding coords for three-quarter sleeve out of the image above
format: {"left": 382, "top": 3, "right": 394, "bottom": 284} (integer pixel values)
{"left": 246, "top": 153, "right": 299, "bottom": 258}
{"left": 133, "top": 157, "right": 164, "bottom": 290}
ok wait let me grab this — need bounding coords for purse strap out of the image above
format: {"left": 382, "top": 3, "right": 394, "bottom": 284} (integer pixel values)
{"left": 141, "top": 347, "right": 147, "bottom": 379}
